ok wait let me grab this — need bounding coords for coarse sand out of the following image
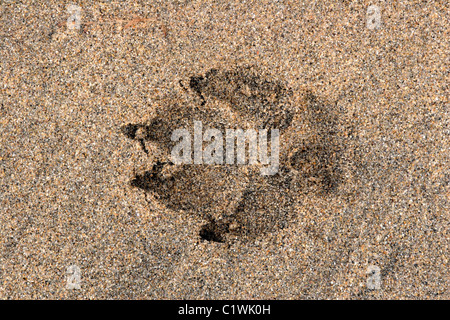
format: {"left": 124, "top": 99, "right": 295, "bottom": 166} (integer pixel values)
{"left": 0, "top": 0, "right": 448, "bottom": 299}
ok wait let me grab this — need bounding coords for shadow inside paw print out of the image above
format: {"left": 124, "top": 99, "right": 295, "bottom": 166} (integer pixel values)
{"left": 121, "top": 65, "right": 345, "bottom": 243}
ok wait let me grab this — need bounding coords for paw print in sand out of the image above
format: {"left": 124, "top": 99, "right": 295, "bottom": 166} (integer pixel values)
{"left": 121, "top": 65, "right": 345, "bottom": 243}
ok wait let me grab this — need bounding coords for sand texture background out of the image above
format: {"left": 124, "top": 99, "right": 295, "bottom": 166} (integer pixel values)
{"left": 0, "top": 0, "right": 448, "bottom": 299}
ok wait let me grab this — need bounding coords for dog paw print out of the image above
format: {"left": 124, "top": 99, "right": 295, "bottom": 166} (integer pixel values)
{"left": 121, "top": 65, "right": 345, "bottom": 243}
